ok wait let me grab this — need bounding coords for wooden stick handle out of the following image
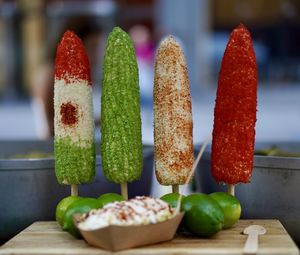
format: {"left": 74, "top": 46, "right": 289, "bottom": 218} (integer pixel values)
{"left": 243, "top": 233, "right": 259, "bottom": 254}
{"left": 175, "top": 136, "right": 211, "bottom": 214}
{"left": 172, "top": 184, "right": 179, "bottom": 193}
{"left": 228, "top": 184, "right": 235, "bottom": 196}
{"left": 121, "top": 183, "right": 128, "bottom": 200}
{"left": 71, "top": 184, "right": 78, "bottom": 197}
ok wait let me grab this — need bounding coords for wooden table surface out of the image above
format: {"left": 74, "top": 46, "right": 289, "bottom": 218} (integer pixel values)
{"left": 0, "top": 220, "right": 299, "bottom": 255}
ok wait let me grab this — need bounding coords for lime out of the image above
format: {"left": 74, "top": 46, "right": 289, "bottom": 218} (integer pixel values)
{"left": 160, "top": 193, "right": 185, "bottom": 209}
{"left": 63, "top": 198, "right": 102, "bottom": 237}
{"left": 56, "top": 196, "right": 82, "bottom": 227}
{"left": 182, "top": 193, "right": 224, "bottom": 237}
{"left": 98, "top": 193, "right": 124, "bottom": 207}
{"left": 161, "top": 193, "right": 186, "bottom": 231}
{"left": 209, "top": 192, "right": 241, "bottom": 229}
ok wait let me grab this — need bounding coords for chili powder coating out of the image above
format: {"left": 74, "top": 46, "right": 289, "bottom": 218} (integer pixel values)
{"left": 55, "top": 30, "right": 91, "bottom": 85}
{"left": 211, "top": 24, "right": 257, "bottom": 184}
{"left": 60, "top": 102, "right": 78, "bottom": 126}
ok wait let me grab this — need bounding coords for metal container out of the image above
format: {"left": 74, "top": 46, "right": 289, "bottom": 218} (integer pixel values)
{"left": 0, "top": 140, "right": 154, "bottom": 242}
{"left": 196, "top": 142, "right": 300, "bottom": 245}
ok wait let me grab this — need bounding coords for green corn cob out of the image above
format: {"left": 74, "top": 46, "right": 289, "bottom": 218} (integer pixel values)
{"left": 101, "top": 27, "right": 142, "bottom": 184}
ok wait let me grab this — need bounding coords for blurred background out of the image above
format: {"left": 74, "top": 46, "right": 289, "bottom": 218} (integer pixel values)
{"left": 2, "top": 1, "right": 300, "bottom": 244}
{"left": 1, "top": 0, "right": 300, "bottom": 143}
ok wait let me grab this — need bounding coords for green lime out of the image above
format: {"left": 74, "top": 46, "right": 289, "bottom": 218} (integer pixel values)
{"left": 209, "top": 192, "right": 241, "bottom": 229}
{"left": 56, "top": 196, "right": 82, "bottom": 227}
{"left": 161, "top": 193, "right": 186, "bottom": 231}
{"left": 182, "top": 193, "right": 224, "bottom": 237}
{"left": 63, "top": 198, "right": 102, "bottom": 237}
{"left": 160, "top": 193, "right": 185, "bottom": 209}
{"left": 98, "top": 193, "right": 124, "bottom": 207}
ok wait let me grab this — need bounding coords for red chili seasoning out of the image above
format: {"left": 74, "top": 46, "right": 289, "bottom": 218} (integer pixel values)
{"left": 211, "top": 24, "right": 257, "bottom": 184}
{"left": 55, "top": 30, "right": 92, "bottom": 85}
{"left": 60, "top": 102, "right": 78, "bottom": 126}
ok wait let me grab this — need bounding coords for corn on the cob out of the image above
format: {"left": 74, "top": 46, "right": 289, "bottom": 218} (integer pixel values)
{"left": 54, "top": 31, "right": 95, "bottom": 185}
{"left": 153, "top": 36, "right": 194, "bottom": 186}
{"left": 211, "top": 24, "right": 257, "bottom": 184}
{"left": 101, "top": 27, "right": 142, "bottom": 184}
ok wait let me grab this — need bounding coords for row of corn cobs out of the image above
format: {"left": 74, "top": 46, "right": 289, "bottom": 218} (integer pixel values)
{"left": 54, "top": 24, "right": 257, "bottom": 193}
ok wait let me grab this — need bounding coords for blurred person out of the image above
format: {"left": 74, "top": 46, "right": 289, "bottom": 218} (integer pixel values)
{"left": 129, "top": 24, "right": 155, "bottom": 107}
{"left": 30, "top": 17, "right": 103, "bottom": 139}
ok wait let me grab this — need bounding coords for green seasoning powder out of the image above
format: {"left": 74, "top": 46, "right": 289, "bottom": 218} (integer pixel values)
{"left": 55, "top": 137, "right": 95, "bottom": 185}
{"left": 101, "top": 27, "right": 143, "bottom": 184}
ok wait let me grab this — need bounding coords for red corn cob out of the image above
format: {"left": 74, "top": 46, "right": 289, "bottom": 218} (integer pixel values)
{"left": 211, "top": 24, "right": 257, "bottom": 184}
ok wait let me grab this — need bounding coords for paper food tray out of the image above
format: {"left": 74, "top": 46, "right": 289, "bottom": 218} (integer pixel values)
{"left": 74, "top": 212, "right": 184, "bottom": 251}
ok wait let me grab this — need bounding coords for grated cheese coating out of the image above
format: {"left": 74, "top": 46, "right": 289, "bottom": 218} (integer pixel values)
{"left": 54, "top": 78, "right": 94, "bottom": 146}
{"left": 153, "top": 36, "right": 194, "bottom": 185}
{"left": 78, "top": 196, "right": 174, "bottom": 230}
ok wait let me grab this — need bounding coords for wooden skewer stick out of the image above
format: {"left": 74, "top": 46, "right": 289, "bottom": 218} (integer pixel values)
{"left": 121, "top": 182, "right": 128, "bottom": 200}
{"left": 71, "top": 184, "right": 78, "bottom": 196}
{"left": 228, "top": 184, "right": 235, "bottom": 196}
{"left": 175, "top": 136, "right": 212, "bottom": 215}
{"left": 172, "top": 184, "right": 179, "bottom": 193}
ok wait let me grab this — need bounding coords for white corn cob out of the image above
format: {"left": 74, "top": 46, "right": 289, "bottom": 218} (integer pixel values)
{"left": 153, "top": 36, "right": 194, "bottom": 185}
